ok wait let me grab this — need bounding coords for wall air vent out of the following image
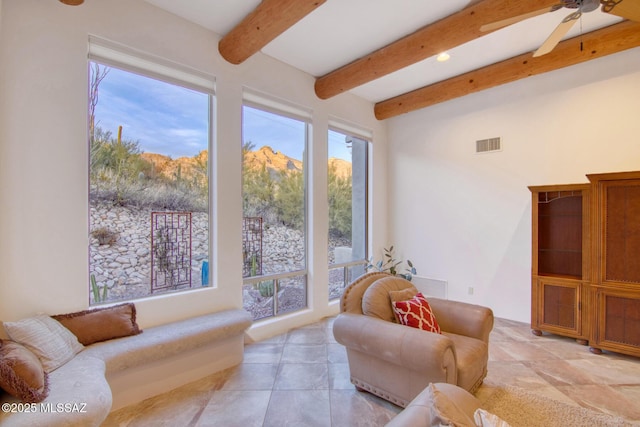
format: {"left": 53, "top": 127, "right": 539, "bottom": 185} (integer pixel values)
{"left": 476, "top": 137, "right": 501, "bottom": 154}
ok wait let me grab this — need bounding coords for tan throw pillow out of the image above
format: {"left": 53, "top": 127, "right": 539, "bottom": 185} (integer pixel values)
{"left": 52, "top": 303, "right": 142, "bottom": 346}
{"left": 3, "top": 315, "right": 83, "bottom": 373}
{"left": 426, "top": 383, "right": 476, "bottom": 427}
{"left": 388, "top": 287, "right": 418, "bottom": 322}
{"left": 0, "top": 340, "right": 49, "bottom": 403}
{"left": 362, "top": 276, "right": 417, "bottom": 322}
{"left": 388, "top": 287, "right": 418, "bottom": 303}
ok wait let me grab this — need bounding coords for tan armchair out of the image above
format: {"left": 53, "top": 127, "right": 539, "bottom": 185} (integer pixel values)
{"left": 333, "top": 272, "right": 494, "bottom": 408}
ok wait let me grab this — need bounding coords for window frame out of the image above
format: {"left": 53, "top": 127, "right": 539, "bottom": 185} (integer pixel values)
{"left": 327, "top": 123, "right": 371, "bottom": 300}
{"left": 241, "top": 92, "right": 311, "bottom": 319}
{"left": 87, "top": 38, "right": 215, "bottom": 305}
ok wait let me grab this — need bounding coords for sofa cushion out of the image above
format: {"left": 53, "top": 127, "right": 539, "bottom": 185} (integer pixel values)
{"left": 3, "top": 315, "right": 84, "bottom": 373}
{"left": 362, "top": 276, "right": 417, "bottom": 322}
{"left": 53, "top": 303, "right": 142, "bottom": 346}
{"left": 444, "top": 332, "right": 489, "bottom": 393}
{"left": 0, "top": 340, "right": 49, "bottom": 403}
{"left": 392, "top": 293, "right": 441, "bottom": 334}
{"left": 0, "top": 353, "right": 113, "bottom": 427}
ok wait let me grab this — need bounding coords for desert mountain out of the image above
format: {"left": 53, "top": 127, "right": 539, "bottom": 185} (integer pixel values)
{"left": 244, "top": 146, "right": 302, "bottom": 174}
{"left": 141, "top": 145, "right": 351, "bottom": 182}
{"left": 141, "top": 151, "right": 207, "bottom": 184}
{"left": 328, "top": 157, "right": 351, "bottom": 179}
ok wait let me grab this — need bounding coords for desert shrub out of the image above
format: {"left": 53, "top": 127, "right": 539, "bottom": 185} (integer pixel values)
{"left": 243, "top": 164, "right": 278, "bottom": 223}
{"left": 90, "top": 125, "right": 207, "bottom": 212}
{"left": 328, "top": 163, "right": 352, "bottom": 238}
{"left": 90, "top": 226, "right": 119, "bottom": 245}
{"left": 274, "top": 169, "right": 304, "bottom": 229}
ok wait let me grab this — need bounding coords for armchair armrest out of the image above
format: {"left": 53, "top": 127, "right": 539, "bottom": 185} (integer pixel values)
{"left": 333, "top": 313, "right": 456, "bottom": 376}
{"left": 427, "top": 298, "right": 494, "bottom": 343}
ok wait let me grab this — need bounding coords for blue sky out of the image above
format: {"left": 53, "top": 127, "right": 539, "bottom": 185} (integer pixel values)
{"left": 94, "top": 64, "right": 352, "bottom": 161}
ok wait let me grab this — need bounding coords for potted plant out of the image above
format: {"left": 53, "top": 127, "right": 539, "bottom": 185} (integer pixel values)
{"left": 366, "top": 245, "right": 416, "bottom": 281}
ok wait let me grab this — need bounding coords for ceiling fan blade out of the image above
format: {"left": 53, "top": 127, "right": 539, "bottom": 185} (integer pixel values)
{"left": 480, "top": 5, "right": 563, "bottom": 32}
{"left": 601, "top": 0, "right": 640, "bottom": 22}
{"left": 533, "top": 11, "right": 580, "bottom": 57}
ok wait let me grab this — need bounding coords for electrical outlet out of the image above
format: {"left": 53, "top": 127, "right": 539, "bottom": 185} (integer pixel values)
{"left": 468, "top": 287, "right": 474, "bottom": 295}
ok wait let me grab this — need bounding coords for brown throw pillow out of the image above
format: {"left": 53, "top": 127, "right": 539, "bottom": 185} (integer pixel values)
{"left": 0, "top": 340, "right": 49, "bottom": 403}
{"left": 52, "top": 303, "right": 142, "bottom": 346}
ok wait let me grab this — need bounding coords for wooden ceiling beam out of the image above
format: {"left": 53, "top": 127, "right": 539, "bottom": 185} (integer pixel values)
{"left": 374, "top": 21, "right": 640, "bottom": 120}
{"left": 219, "top": 0, "right": 326, "bottom": 65}
{"left": 314, "top": 0, "right": 559, "bottom": 100}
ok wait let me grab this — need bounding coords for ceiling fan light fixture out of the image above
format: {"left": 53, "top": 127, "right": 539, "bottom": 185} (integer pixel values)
{"left": 436, "top": 52, "right": 450, "bottom": 62}
{"left": 59, "top": 0, "right": 84, "bottom": 5}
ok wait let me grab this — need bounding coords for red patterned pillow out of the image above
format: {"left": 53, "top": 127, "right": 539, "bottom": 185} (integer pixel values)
{"left": 391, "top": 292, "right": 441, "bottom": 333}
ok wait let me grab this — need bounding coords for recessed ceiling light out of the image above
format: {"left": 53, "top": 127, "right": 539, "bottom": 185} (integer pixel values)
{"left": 436, "top": 52, "right": 450, "bottom": 62}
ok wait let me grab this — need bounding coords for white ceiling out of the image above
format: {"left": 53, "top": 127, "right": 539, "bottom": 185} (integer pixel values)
{"left": 144, "top": 0, "right": 622, "bottom": 103}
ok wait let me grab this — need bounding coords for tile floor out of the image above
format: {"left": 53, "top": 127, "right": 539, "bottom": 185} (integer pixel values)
{"left": 103, "top": 317, "right": 640, "bottom": 426}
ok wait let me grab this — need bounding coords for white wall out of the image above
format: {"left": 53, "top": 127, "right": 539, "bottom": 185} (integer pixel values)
{"left": 0, "top": 0, "right": 388, "bottom": 338}
{"left": 387, "top": 48, "right": 640, "bottom": 322}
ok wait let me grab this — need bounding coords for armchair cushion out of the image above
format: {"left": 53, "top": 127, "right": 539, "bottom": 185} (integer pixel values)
{"left": 362, "top": 276, "right": 417, "bottom": 322}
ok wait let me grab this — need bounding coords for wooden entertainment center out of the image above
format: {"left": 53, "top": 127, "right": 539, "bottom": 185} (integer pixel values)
{"left": 530, "top": 170, "right": 640, "bottom": 357}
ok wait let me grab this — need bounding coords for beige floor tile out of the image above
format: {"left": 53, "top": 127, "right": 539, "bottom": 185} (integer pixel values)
{"left": 556, "top": 384, "right": 640, "bottom": 421}
{"left": 281, "top": 343, "right": 328, "bottom": 363}
{"left": 219, "top": 363, "right": 279, "bottom": 391}
{"left": 499, "top": 341, "right": 562, "bottom": 361}
{"left": 243, "top": 343, "right": 284, "bottom": 364}
{"left": 329, "top": 389, "right": 400, "bottom": 427}
{"left": 263, "top": 390, "right": 331, "bottom": 427}
{"left": 104, "top": 316, "right": 640, "bottom": 426}
{"left": 286, "top": 327, "right": 329, "bottom": 344}
{"left": 195, "top": 390, "right": 271, "bottom": 427}
{"left": 566, "top": 356, "right": 640, "bottom": 384}
{"left": 329, "top": 363, "right": 353, "bottom": 390}
{"left": 327, "top": 342, "right": 348, "bottom": 364}
{"left": 485, "top": 360, "right": 550, "bottom": 389}
{"left": 274, "top": 363, "right": 329, "bottom": 390}
{"left": 524, "top": 359, "right": 601, "bottom": 386}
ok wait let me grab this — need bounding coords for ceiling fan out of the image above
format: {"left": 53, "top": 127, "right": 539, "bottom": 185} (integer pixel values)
{"left": 481, "top": 0, "right": 640, "bottom": 57}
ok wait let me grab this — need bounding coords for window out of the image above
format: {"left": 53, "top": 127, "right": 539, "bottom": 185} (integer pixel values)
{"left": 328, "top": 127, "right": 369, "bottom": 300}
{"left": 88, "top": 41, "right": 213, "bottom": 305}
{"left": 241, "top": 99, "right": 309, "bottom": 320}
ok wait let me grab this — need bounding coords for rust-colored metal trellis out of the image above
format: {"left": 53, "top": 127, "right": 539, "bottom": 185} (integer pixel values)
{"left": 243, "top": 217, "right": 263, "bottom": 277}
{"left": 151, "top": 212, "right": 192, "bottom": 293}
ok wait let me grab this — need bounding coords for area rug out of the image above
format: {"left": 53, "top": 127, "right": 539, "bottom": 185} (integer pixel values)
{"left": 479, "top": 385, "right": 639, "bottom": 427}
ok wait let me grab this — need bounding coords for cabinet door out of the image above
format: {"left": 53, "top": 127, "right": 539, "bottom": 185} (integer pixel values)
{"left": 602, "top": 180, "right": 640, "bottom": 284}
{"left": 534, "top": 278, "right": 583, "bottom": 337}
{"left": 593, "top": 288, "right": 640, "bottom": 356}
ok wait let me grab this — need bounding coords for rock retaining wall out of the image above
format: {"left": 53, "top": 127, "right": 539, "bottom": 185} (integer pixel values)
{"left": 89, "top": 203, "right": 351, "bottom": 303}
